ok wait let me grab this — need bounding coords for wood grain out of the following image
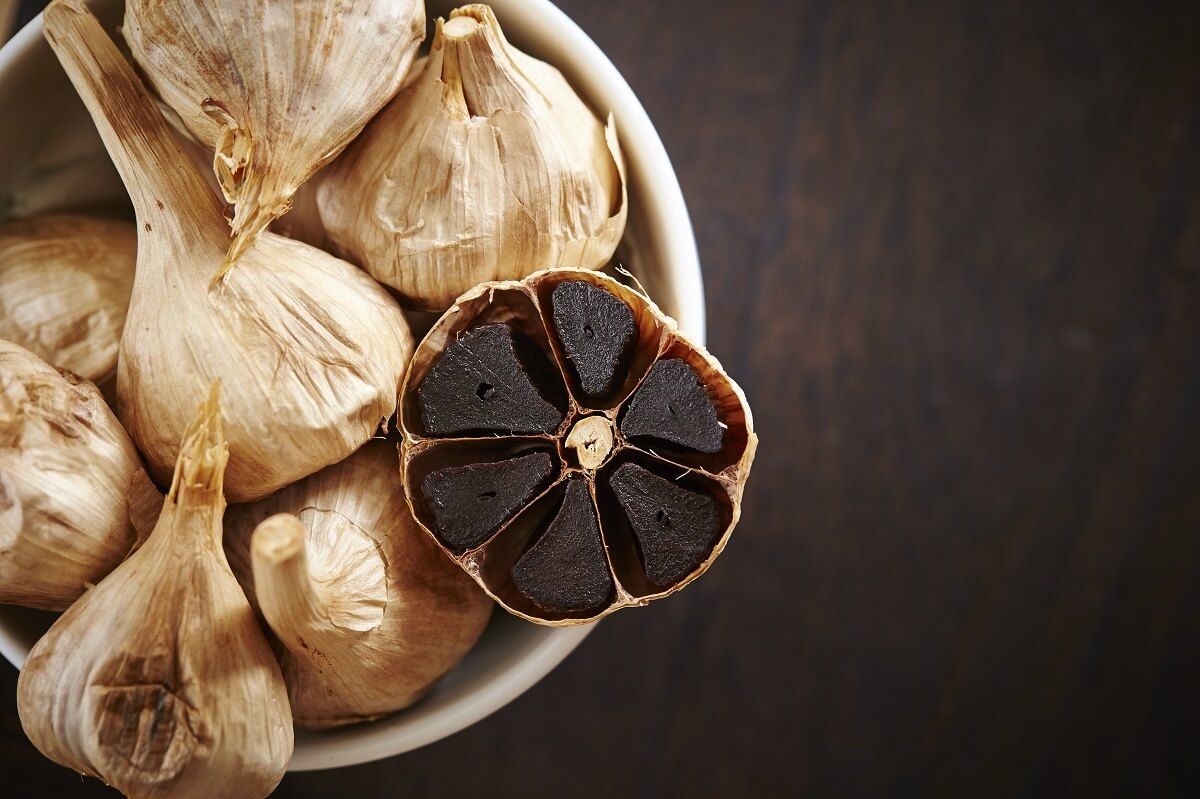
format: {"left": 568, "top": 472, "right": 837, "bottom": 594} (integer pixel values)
{"left": 3, "top": 0, "right": 1199, "bottom": 796}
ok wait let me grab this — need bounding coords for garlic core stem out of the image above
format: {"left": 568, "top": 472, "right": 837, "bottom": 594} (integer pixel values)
{"left": 565, "top": 415, "right": 615, "bottom": 470}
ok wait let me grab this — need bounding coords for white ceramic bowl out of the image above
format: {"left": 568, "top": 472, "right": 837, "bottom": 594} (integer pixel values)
{"left": 0, "top": 0, "right": 703, "bottom": 771}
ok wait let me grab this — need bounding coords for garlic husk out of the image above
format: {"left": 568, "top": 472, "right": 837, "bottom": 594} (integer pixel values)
{"left": 224, "top": 440, "right": 493, "bottom": 728}
{"left": 0, "top": 214, "right": 136, "bottom": 384}
{"left": 44, "top": 0, "right": 414, "bottom": 503}
{"left": 316, "top": 4, "right": 628, "bottom": 311}
{"left": 271, "top": 179, "right": 330, "bottom": 252}
{"left": 122, "top": 0, "right": 425, "bottom": 268}
{"left": 17, "top": 384, "right": 293, "bottom": 799}
{"left": 0, "top": 339, "right": 153, "bottom": 611}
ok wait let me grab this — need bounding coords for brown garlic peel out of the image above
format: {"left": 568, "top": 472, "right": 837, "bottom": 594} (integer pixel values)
{"left": 224, "top": 441, "right": 493, "bottom": 729}
{"left": 399, "top": 268, "right": 757, "bottom": 625}
{"left": 317, "top": 4, "right": 628, "bottom": 311}
{"left": 17, "top": 385, "right": 293, "bottom": 799}
{"left": 0, "top": 214, "right": 136, "bottom": 384}
{"left": 43, "top": 1, "right": 414, "bottom": 503}
{"left": 123, "top": 0, "right": 426, "bottom": 267}
{"left": 0, "top": 340, "right": 151, "bottom": 611}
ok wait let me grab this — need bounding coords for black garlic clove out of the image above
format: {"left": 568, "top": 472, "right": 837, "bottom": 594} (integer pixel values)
{"left": 511, "top": 479, "right": 614, "bottom": 613}
{"left": 421, "top": 452, "right": 556, "bottom": 554}
{"left": 619, "top": 358, "right": 723, "bottom": 453}
{"left": 550, "top": 280, "right": 636, "bottom": 400}
{"left": 609, "top": 462, "right": 721, "bottom": 587}
{"left": 417, "top": 324, "right": 566, "bottom": 436}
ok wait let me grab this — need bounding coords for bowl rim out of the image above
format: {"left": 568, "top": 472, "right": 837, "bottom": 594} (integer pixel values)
{"left": 0, "top": 0, "right": 705, "bottom": 770}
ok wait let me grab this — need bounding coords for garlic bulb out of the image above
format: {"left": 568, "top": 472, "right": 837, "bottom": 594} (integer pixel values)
{"left": 0, "top": 340, "right": 154, "bottom": 611}
{"left": 122, "top": 0, "right": 425, "bottom": 267}
{"left": 316, "top": 4, "right": 628, "bottom": 311}
{"left": 43, "top": 1, "right": 414, "bottom": 503}
{"left": 0, "top": 214, "right": 136, "bottom": 384}
{"left": 17, "top": 385, "right": 293, "bottom": 799}
{"left": 224, "top": 441, "right": 492, "bottom": 728}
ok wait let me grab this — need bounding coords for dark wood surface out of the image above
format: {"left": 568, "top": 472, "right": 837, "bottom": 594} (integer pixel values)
{"left": 4, "top": 0, "right": 1200, "bottom": 796}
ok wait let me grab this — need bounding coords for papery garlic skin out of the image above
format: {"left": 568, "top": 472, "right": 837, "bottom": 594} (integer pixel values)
{"left": 45, "top": 0, "right": 414, "bottom": 503}
{"left": 224, "top": 441, "right": 493, "bottom": 728}
{"left": 123, "top": 0, "right": 425, "bottom": 267}
{"left": 116, "top": 228, "right": 414, "bottom": 502}
{"left": 0, "top": 215, "right": 136, "bottom": 383}
{"left": 0, "top": 340, "right": 148, "bottom": 611}
{"left": 317, "top": 4, "right": 628, "bottom": 311}
{"left": 17, "top": 385, "right": 293, "bottom": 799}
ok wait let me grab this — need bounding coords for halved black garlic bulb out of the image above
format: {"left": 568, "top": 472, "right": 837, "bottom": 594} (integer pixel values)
{"left": 398, "top": 269, "right": 756, "bottom": 625}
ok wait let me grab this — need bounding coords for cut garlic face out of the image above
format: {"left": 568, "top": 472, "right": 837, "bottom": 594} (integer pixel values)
{"left": 317, "top": 4, "right": 628, "bottom": 311}
{"left": 123, "top": 0, "right": 426, "bottom": 267}
{"left": 0, "top": 340, "right": 153, "bottom": 611}
{"left": 224, "top": 441, "right": 493, "bottom": 729}
{"left": 399, "top": 269, "right": 756, "bottom": 625}
{"left": 17, "top": 385, "right": 293, "bottom": 799}
{"left": 44, "top": 0, "right": 414, "bottom": 503}
{"left": 0, "top": 214, "right": 136, "bottom": 384}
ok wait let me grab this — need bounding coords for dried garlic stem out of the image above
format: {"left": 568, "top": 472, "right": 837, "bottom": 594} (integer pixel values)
{"left": 251, "top": 513, "right": 366, "bottom": 647}
{"left": 44, "top": 2, "right": 226, "bottom": 240}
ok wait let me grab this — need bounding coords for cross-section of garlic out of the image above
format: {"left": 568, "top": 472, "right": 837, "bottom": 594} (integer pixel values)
{"left": 0, "top": 339, "right": 155, "bottom": 611}
{"left": 0, "top": 214, "right": 135, "bottom": 384}
{"left": 123, "top": 0, "right": 425, "bottom": 268}
{"left": 43, "top": 0, "right": 414, "bottom": 503}
{"left": 224, "top": 441, "right": 493, "bottom": 728}
{"left": 17, "top": 384, "right": 292, "bottom": 799}
{"left": 316, "top": 4, "right": 628, "bottom": 311}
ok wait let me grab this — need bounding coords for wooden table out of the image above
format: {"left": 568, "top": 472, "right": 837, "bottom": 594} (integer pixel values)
{"left": 4, "top": 1, "right": 1199, "bottom": 795}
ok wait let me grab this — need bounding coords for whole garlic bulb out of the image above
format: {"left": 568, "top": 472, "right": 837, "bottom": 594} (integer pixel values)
{"left": 17, "top": 385, "right": 293, "bottom": 799}
{"left": 44, "top": 1, "right": 414, "bottom": 503}
{"left": 0, "top": 339, "right": 155, "bottom": 611}
{"left": 317, "top": 4, "right": 628, "bottom": 311}
{"left": 0, "top": 214, "right": 136, "bottom": 384}
{"left": 224, "top": 441, "right": 493, "bottom": 728}
{"left": 123, "top": 0, "right": 426, "bottom": 267}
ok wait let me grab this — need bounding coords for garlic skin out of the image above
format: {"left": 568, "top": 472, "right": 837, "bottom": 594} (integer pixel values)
{"left": 17, "top": 385, "right": 293, "bottom": 799}
{"left": 224, "top": 441, "right": 493, "bottom": 728}
{"left": 0, "top": 340, "right": 151, "bottom": 611}
{"left": 317, "top": 4, "right": 628, "bottom": 311}
{"left": 0, "top": 214, "right": 136, "bottom": 384}
{"left": 123, "top": 0, "right": 426, "bottom": 268}
{"left": 44, "top": 1, "right": 414, "bottom": 503}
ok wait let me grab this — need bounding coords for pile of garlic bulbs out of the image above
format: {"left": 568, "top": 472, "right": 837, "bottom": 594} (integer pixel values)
{"left": 2, "top": 1, "right": 628, "bottom": 796}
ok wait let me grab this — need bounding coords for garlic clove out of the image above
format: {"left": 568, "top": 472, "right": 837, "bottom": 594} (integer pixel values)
{"left": 620, "top": 358, "right": 726, "bottom": 453}
{"left": 224, "top": 440, "right": 493, "bottom": 729}
{"left": 123, "top": 0, "right": 426, "bottom": 267}
{"left": 0, "top": 340, "right": 151, "bottom": 611}
{"left": 509, "top": 477, "right": 614, "bottom": 614}
{"left": 0, "top": 214, "right": 136, "bottom": 384}
{"left": 17, "top": 384, "right": 293, "bottom": 799}
{"left": 44, "top": 0, "right": 414, "bottom": 503}
{"left": 316, "top": 4, "right": 628, "bottom": 311}
{"left": 609, "top": 461, "right": 722, "bottom": 588}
